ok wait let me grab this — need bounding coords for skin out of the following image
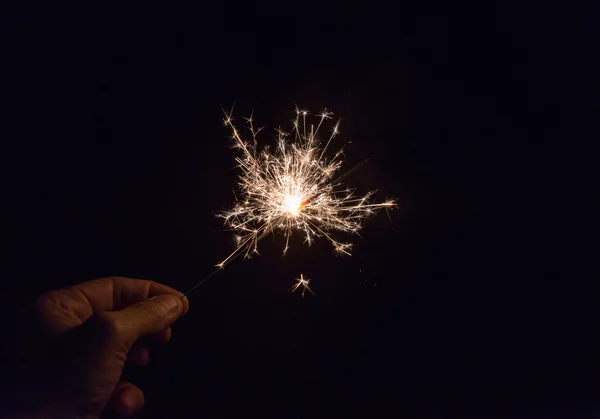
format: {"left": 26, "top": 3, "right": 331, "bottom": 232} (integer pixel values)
{"left": 5, "top": 277, "right": 189, "bottom": 419}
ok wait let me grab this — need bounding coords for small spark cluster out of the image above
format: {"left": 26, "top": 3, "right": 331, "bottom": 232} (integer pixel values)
{"left": 290, "top": 273, "right": 314, "bottom": 297}
{"left": 217, "top": 106, "right": 395, "bottom": 281}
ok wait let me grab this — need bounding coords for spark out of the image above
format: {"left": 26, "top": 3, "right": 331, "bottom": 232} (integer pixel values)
{"left": 290, "top": 273, "right": 314, "bottom": 297}
{"left": 217, "top": 106, "right": 396, "bottom": 268}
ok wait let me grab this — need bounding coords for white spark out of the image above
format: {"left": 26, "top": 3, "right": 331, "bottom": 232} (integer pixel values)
{"left": 290, "top": 273, "right": 314, "bottom": 297}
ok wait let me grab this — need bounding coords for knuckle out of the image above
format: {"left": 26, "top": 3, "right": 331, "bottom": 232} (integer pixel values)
{"left": 34, "top": 290, "right": 65, "bottom": 313}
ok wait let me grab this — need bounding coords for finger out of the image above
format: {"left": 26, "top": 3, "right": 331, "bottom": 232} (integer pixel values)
{"left": 109, "top": 381, "right": 145, "bottom": 418}
{"left": 127, "top": 342, "right": 150, "bottom": 367}
{"left": 37, "top": 278, "right": 190, "bottom": 333}
{"left": 35, "top": 289, "right": 95, "bottom": 333}
{"left": 72, "top": 277, "right": 189, "bottom": 313}
{"left": 147, "top": 326, "right": 172, "bottom": 345}
{"left": 105, "top": 294, "right": 184, "bottom": 348}
{"left": 128, "top": 328, "right": 172, "bottom": 367}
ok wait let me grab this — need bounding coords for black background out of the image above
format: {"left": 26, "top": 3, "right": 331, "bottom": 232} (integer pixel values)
{"left": 3, "top": 0, "right": 597, "bottom": 417}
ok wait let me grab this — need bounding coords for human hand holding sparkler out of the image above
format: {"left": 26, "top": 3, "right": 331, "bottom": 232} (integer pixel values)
{"left": 3, "top": 107, "right": 394, "bottom": 419}
{"left": 4, "top": 277, "right": 188, "bottom": 419}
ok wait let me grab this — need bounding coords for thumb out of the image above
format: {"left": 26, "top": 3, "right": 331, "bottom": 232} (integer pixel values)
{"left": 106, "top": 294, "right": 184, "bottom": 349}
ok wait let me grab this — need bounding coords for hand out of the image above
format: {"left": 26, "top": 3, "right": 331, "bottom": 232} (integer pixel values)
{"left": 5, "top": 277, "right": 189, "bottom": 419}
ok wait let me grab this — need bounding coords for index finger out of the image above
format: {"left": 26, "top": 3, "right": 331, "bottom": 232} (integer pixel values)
{"left": 72, "top": 277, "right": 190, "bottom": 316}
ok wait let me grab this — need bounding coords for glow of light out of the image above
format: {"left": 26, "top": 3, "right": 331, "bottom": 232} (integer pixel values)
{"left": 283, "top": 194, "right": 303, "bottom": 217}
{"left": 217, "top": 106, "right": 396, "bottom": 268}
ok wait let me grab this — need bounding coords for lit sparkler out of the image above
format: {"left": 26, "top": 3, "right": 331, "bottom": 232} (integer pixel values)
{"left": 217, "top": 106, "right": 395, "bottom": 269}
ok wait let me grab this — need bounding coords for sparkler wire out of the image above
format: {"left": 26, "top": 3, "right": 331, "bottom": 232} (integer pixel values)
{"left": 180, "top": 230, "right": 269, "bottom": 298}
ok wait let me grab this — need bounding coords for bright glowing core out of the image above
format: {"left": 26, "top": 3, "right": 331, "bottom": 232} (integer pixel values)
{"left": 283, "top": 195, "right": 303, "bottom": 217}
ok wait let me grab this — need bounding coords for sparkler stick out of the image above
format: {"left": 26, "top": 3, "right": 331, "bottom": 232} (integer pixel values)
{"left": 181, "top": 230, "right": 269, "bottom": 298}
{"left": 181, "top": 107, "right": 395, "bottom": 299}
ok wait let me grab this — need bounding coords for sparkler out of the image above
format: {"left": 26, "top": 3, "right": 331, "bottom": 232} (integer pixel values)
{"left": 181, "top": 106, "right": 395, "bottom": 298}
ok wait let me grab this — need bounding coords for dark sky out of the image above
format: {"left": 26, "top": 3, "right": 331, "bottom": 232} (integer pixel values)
{"left": 4, "top": 1, "right": 597, "bottom": 417}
